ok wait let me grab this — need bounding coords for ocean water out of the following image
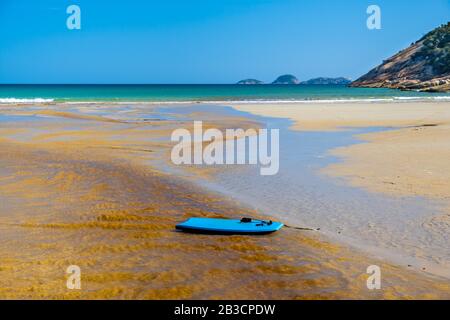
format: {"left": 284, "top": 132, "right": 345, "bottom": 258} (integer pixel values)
{"left": 0, "top": 84, "right": 449, "bottom": 103}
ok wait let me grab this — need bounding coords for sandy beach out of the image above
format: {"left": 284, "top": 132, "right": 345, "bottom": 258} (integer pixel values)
{"left": 0, "top": 102, "right": 449, "bottom": 299}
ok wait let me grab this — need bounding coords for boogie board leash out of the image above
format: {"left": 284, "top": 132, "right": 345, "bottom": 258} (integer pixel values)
{"left": 284, "top": 224, "right": 318, "bottom": 231}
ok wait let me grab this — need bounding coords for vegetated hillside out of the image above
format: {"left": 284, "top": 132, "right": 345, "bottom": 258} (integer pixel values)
{"left": 272, "top": 74, "right": 300, "bottom": 84}
{"left": 301, "top": 77, "right": 351, "bottom": 85}
{"left": 351, "top": 22, "right": 449, "bottom": 92}
{"left": 236, "top": 79, "right": 264, "bottom": 85}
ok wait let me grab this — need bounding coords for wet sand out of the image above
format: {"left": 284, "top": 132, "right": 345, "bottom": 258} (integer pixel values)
{"left": 0, "top": 103, "right": 449, "bottom": 299}
{"left": 232, "top": 101, "right": 450, "bottom": 277}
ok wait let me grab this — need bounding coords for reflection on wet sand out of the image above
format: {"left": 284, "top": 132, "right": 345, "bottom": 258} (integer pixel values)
{"left": 0, "top": 104, "right": 448, "bottom": 299}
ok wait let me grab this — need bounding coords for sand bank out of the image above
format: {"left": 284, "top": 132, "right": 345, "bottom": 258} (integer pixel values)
{"left": 232, "top": 101, "right": 450, "bottom": 200}
{"left": 232, "top": 101, "right": 450, "bottom": 131}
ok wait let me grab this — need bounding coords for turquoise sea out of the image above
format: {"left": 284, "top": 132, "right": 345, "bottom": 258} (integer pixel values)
{"left": 0, "top": 84, "right": 449, "bottom": 103}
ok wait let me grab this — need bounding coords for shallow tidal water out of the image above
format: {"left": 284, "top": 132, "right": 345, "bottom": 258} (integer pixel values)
{"left": 0, "top": 103, "right": 448, "bottom": 299}
{"left": 149, "top": 104, "right": 450, "bottom": 279}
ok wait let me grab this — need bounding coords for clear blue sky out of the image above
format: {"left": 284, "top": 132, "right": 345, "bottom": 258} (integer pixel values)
{"left": 0, "top": 0, "right": 448, "bottom": 84}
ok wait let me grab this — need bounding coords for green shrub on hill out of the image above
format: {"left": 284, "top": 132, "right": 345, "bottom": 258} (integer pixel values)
{"left": 414, "top": 22, "right": 450, "bottom": 74}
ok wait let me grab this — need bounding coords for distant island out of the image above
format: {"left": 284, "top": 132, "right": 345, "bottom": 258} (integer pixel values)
{"left": 272, "top": 74, "right": 300, "bottom": 84}
{"left": 237, "top": 74, "right": 300, "bottom": 85}
{"left": 236, "top": 74, "right": 300, "bottom": 85}
{"left": 237, "top": 75, "right": 351, "bottom": 85}
{"left": 300, "top": 77, "right": 351, "bottom": 85}
{"left": 236, "top": 79, "right": 264, "bottom": 85}
{"left": 351, "top": 22, "right": 449, "bottom": 92}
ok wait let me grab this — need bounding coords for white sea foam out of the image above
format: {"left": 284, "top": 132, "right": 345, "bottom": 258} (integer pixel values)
{"left": 1, "top": 96, "right": 449, "bottom": 105}
{"left": 223, "top": 97, "right": 450, "bottom": 104}
{"left": 0, "top": 98, "right": 54, "bottom": 104}
{"left": 63, "top": 97, "right": 450, "bottom": 105}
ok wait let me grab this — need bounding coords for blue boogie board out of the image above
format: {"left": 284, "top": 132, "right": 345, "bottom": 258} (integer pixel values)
{"left": 176, "top": 217, "right": 283, "bottom": 235}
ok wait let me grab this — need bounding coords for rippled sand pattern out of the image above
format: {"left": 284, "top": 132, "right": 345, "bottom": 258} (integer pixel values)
{"left": 0, "top": 104, "right": 449, "bottom": 299}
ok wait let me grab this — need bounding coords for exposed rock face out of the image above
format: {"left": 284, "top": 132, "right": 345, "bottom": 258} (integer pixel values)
{"left": 236, "top": 79, "right": 264, "bottom": 85}
{"left": 301, "top": 77, "right": 351, "bottom": 85}
{"left": 272, "top": 74, "right": 300, "bottom": 84}
{"left": 351, "top": 22, "right": 450, "bottom": 92}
